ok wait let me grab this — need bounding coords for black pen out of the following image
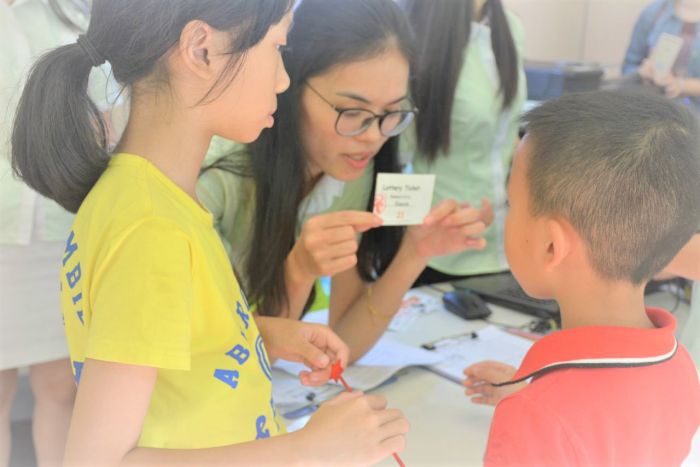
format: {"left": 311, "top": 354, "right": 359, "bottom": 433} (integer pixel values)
{"left": 421, "top": 330, "right": 479, "bottom": 350}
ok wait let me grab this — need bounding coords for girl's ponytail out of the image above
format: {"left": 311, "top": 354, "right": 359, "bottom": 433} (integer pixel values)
{"left": 486, "top": 0, "right": 519, "bottom": 110}
{"left": 11, "top": 40, "right": 108, "bottom": 213}
{"left": 11, "top": 0, "right": 292, "bottom": 214}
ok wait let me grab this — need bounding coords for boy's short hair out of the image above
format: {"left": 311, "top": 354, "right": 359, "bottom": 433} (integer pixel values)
{"left": 523, "top": 90, "right": 700, "bottom": 285}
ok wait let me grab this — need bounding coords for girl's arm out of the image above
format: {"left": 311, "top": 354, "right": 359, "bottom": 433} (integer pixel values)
{"left": 64, "top": 358, "right": 407, "bottom": 467}
{"left": 255, "top": 316, "right": 349, "bottom": 386}
{"left": 329, "top": 199, "right": 488, "bottom": 363}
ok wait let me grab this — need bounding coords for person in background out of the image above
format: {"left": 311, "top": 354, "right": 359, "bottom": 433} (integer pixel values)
{"left": 402, "top": 0, "right": 526, "bottom": 285}
{"left": 623, "top": 0, "right": 700, "bottom": 112}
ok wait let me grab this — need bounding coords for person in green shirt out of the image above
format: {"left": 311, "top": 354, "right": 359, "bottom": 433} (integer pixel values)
{"left": 199, "top": 0, "right": 491, "bottom": 363}
{"left": 402, "top": 0, "right": 527, "bottom": 284}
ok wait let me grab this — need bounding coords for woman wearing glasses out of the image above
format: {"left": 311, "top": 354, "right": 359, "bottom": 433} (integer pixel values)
{"left": 198, "top": 0, "right": 488, "bottom": 363}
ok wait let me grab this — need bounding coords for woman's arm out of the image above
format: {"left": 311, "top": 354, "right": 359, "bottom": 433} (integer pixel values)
{"left": 328, "top": 235, "right": 428, "bottom": 364}
{"left": 329, "top": 199, "right": 488, "bottom": 363}
{"left": 622, "top": 5, "right": 655, "bottom": 75}
{"left": 280, "top": 210, "right": 382, "bottom": 319}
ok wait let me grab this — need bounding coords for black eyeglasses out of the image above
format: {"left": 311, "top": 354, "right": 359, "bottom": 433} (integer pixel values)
{"left": 305, "top": 82, "right": 418, "bottom": 137}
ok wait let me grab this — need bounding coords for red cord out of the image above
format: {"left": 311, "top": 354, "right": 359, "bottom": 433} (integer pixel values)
{"left": 331, "top": 362, "right": 406, "bottom": 466}
{"left": 337, "top": 375, "right": 353, "bottom": 392}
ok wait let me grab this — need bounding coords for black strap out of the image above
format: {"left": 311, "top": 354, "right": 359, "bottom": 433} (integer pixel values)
{"left": 493, "top": 341, "right": 678, "bottom": 387}
{"left": 76, "top": 34, "right": 105, "bottom": 67}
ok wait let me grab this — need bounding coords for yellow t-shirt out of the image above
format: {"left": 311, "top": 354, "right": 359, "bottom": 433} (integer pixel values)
{"left": 60, "top": 153, "right": 283, "bottom": 449}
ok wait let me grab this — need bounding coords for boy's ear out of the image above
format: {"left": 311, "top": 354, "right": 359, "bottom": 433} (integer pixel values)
{"left": 176, "top": 20, "right": 216, "bottom": 79}
{"left": 542, "top": 217, "right": 573, "bottom": 273}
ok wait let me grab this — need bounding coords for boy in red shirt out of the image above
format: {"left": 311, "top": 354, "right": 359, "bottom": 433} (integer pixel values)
{"left": 465, "top": 90, "right": 700, "bottom": 466}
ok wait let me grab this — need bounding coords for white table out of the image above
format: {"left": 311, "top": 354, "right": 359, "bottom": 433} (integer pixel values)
{"left": 371, "top": 287, "right": 532, "bottom": 467}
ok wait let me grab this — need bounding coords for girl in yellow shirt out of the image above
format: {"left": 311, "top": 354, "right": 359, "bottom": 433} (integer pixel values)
{"left": 11, "top": 1, "right": 408, "bottom": 465}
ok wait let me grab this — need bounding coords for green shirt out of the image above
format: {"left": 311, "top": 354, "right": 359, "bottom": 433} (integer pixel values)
{"left": 197, "top": 137, "right": 374, "bottom": 287}
{"left": 404, "top": 12, "right": 526, "bottom": 276}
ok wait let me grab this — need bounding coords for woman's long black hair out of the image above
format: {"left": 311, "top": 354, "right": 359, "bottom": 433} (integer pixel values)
{"left": 208, "top": 0, "right": 414, "bottom": 316}
{"left": 12, "top": 0, "right": 292, "bottom": 214}
{"left": 404, "top": 0, "right": 519, "bottom": 162}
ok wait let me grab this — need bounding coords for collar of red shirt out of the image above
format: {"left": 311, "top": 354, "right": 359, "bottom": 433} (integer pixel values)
{"left": 496, "top": 308, "right": 678, "bottom": 387}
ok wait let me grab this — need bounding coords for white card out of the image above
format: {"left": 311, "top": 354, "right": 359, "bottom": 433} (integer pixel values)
{"left": 373, "top": 173, "right": 435, "bottom": 226}
{"left": 651, "top": 33, "right": 683, "bottom": 76}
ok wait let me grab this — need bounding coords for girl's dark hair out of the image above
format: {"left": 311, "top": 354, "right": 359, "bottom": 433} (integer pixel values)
{"left": 11, "top": 0, "right": 292, "bottom": 214}
{"left": 209, "top": 0, "right": 414, "bottom": 316}
{"left": 405, "top": 0, "right": 519, "bottom": 162}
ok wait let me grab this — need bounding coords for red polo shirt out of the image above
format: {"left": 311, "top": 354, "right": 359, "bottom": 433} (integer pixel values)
{"left": 484, "top": 308, "right": 700, "bottom": 466}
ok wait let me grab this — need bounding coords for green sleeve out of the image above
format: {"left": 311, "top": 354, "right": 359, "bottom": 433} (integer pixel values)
{"left": 197, "top": 168, "right": 236, "bottom": 256}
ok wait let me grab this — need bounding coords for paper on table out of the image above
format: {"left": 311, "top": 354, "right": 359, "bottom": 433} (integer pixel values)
{"left": 388, "top": 289, "right": 441, "bottom": 332}
{"left": 426, "top": 325, "right": 533, "bottom": 384}
{"left": 271, "top": 368, "right": 343, "bottom": 407}
{"left": 273, "top": 335, "right": 444, "bottom": 391}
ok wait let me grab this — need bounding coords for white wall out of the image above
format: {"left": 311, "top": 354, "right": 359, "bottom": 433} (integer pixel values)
{"left": 503, "top": 0, "right": 650, "bottom": 77}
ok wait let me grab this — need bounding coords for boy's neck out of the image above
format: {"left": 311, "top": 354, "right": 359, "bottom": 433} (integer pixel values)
{"left": 555, "top": 277, "right": 655, "bottom": 330}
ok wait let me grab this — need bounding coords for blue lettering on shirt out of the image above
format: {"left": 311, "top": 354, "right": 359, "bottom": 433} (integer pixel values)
{"left": 255, "top": 335, "right": 272, "bottom": 381}
{"left": 72, "top": 292, "right": 82, "bottom": 305}
{"left": 66, "top": 263, "right": 81, "bottom": 289}
{"left": 226, "top": 344, "right": 250, "bottom": 366}
{"left": 213, "top": 369, "right": 240, "bottom": 389}
{"left": 236, "top": 301, "right": 249, "bottom": 330}
{"left": 73, "top": 360, "right": 84, "bottom": 385}
{"left": 62, "top": 231, "right": 78, "bottom": 266}
{"left": 76, "top": 310, "right": 84, "bottom": 325}
{"left": 255, "top": 415, "right": 270, "bottom": 439}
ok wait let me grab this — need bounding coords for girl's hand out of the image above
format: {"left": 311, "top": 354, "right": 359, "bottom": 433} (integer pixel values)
{"left": 406, "top": 199, "right": 489, "bottom": 258}
{"left": 300, "top": 391, "right": 409, "bottom": 466}
{"left": 256, "top": 317, "right": 349, "bottom": 386}
{"left": 287, "top": 211, "right": 382, "bottom": 285}
{"left": 463, "top": 360, "right": 525, "bottom": 406}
